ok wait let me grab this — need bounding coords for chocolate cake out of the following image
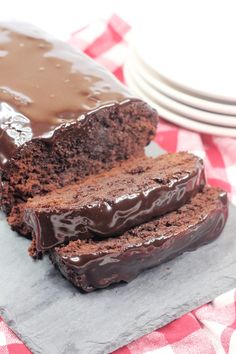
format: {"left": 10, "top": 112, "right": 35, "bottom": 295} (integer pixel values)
{"left": 0, "top": 22, "right": 157, "bottom": 236}
{"left": 0, "top": 22, "right": 228, "bottom": 296}
{"left": 50, "top": 187, "right": 228, "bottom": 292}
{"left": 24, "top": 152, "right": 205, "bottom": 256}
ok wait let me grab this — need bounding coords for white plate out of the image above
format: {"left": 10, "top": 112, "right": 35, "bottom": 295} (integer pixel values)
{"left": 125, "top": 57, "right": 236, "bottom": 128}
{"left": 133, "top": 2, "right": 236, "bottom": 103}
{"left": 124, "top": 63, "right": 236, "bottom": 138}
{"left": 130, "top": 50, "right": 236, "bottom": 116}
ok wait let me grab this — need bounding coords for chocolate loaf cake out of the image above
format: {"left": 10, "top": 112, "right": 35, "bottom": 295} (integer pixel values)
{"left": 50, "top": 187, "right": 228, "bottom": 292}
{"left": 0, "top": 22, "right": 157, "bottom": 236}
{"left": 24, "top": 152, "right": 205, "bottom": 256}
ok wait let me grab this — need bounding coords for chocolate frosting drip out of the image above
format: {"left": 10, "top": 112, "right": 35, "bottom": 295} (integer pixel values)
{"left": 50, "top": 190, "right": 228, "bottom": 292}
{"left": 0, "top": 22, "right": 133, "bottom": 166}
{"left": 25, "top": 158, "right": 206, "bottom": 252}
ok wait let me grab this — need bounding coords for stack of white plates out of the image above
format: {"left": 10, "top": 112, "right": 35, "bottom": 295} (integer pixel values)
{"left": 124, "top": 2, "right": 236, "bottom": 137}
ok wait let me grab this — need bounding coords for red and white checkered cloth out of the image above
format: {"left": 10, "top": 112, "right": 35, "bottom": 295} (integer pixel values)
{"left": 1, "top": 14, "right": 236, "bottom": 354}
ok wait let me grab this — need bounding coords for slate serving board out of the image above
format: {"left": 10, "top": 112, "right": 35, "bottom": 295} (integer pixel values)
{"left": 1, "top": 143, "right": 236, "bottom": 354}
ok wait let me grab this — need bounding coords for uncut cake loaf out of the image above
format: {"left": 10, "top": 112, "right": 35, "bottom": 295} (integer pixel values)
{"left": 50, "top": 187, "right": 228, "bottom": 292}
{"left": 24, "top": 152, "right": 205, "bottom": 257}
{"left": 0, "top": 22, "right": 157, "bottom": 236}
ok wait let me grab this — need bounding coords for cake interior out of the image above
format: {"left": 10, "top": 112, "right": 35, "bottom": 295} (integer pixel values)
{"left": 26, "top": 152, "right": 201, "bottom": 211}
{"left": 2, "top": 100, "right": 156, "bottom": 235}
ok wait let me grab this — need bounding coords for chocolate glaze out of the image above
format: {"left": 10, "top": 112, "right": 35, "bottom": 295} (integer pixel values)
{"left": 0, "top": 22, "right": 134, "bottom": 167}
{"left": 50, "top": 190, "right": 228, "bottom": 292}
{"left": 24, "top": 156, "right": 206, "bottom": 253}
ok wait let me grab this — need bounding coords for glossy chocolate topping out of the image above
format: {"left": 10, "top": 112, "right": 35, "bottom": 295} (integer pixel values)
{"left": 50, "top": 188, "right": 228, "bottom": 292}
{"left": 0, "top": 22, "right": 133, "bottom": 166}
{"left": 24, "top": 153, "right": 206, "bottom": 253}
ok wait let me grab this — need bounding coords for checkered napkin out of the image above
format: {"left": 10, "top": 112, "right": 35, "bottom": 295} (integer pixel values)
{"left": 1, "top": 14, "right": 236, "bottom": 354}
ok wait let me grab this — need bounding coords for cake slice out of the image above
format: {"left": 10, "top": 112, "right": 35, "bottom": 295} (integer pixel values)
{"left": 50, "top": 187, "right": 228, "bottom": 292}
{"left": 0, "top": 22, "right": 157, "bottom": 236}
{"left": 24, "top": 152, "right": 205, "bottom": 256}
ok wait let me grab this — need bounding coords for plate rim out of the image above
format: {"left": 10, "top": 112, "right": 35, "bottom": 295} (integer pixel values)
{"left": 125, "top": 58, "right": 236, "bottom": 128}
{"left": 129, "top": 49, "right": 236, "bottom": 117}
{"left": 124, "top": 63, "right": 236, "bottom": 138}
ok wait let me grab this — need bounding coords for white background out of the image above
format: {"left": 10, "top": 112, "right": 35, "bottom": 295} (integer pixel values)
{"left": 1, "top": 0, "right": 236, "bottom": 41}
{"left": 0, "top": 0, "right": 142, "bottom": 39}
